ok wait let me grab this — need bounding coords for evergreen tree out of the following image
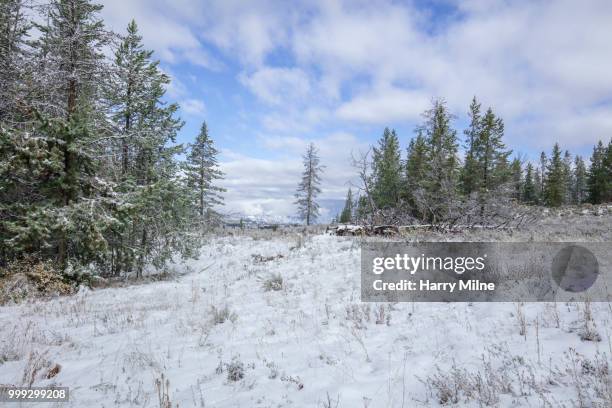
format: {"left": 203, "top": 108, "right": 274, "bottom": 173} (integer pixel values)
{"left": 573, "top": 155, "right": 588, "bottom": 204}
{"left": 538, "top": 152, "right": 547, "bottom": 202}
{"left": 105, "top": 19, "right": 156, "bottom": 177}
{"left": 105, "top": 19, "right": 189, "bottom": 276}
{"left": 0, "top": 113, "right": 120, "bottom": 268}
{"left": 184, "top": 121, "right": 225, "bottom": 225}
{"left": 295, "top": 143, "right": 323, "bottom": 225}
{"left": 403, "top": 131, "right": 428, "bottom": 214}
{"left": 0, "top": 1, "right": 208, "bottom": 277}
{"left": 460, "top": 96, "right": 481, "bottom": 196}
{"left": 418, "top": 99, "right": 459, "bottom": 223}
{"left": 26, "top": 0, "right": 108, "bottom": 266}
{"left": 534, "top": 168, "right": 542, "bottom": 204}
{"left": 355, "top": 195, "right": 368, "bottom": 222}
{"left": 339, "top": 188, "right": 353, "bottom": 223}
{"left": 544, "top": 143, "right": 566, "bottom": 207}
{"left": 32, "top": 0, "right": 107, "bottom": 119}
{"left": 510, "top": 158, "right": 522, "bottom": 201}
{"left": 605, "top": 140, "right": 612, "bottom": 202}
{"left": 0, "top": 0, "right": 31, "bottom": 122}
{"left": 522, "top": 163, "right": 537, "bottom": 203}
{"left": 473, "top": 107, "right": 512, "bottom": 195}
{"left": 371, "top": 127, "right": 401, "bottom": 209}
{"left": 587, "top": 140, "right": 611, "bottom": 204}
{"left": 562, "top": 150, "right": 573, "bottom": 204}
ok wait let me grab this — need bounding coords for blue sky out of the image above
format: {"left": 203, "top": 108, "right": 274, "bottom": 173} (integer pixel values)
{"left": 99, "top": 0, "right": 612, "bottom": 221}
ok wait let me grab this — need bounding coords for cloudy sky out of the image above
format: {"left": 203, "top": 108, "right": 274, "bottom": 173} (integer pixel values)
{"left": 99, "top": 0, "right": 612, "bottom": 221}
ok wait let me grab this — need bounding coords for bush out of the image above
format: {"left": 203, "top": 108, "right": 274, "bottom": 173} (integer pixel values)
{"left": 227, "top": 358, "right": 245, "bottom": 382}
{"left": 263, "top": 273, "right": 283, "bottom": 291}
{"left": 0, "top": 257, "right": 75, "bottom": 304}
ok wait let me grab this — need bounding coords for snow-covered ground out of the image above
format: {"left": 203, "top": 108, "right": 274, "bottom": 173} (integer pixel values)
{"left": 1, "top": 231, "right": 611, "bottom": 407}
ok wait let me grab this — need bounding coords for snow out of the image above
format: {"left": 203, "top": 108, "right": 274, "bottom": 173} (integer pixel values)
{"left": 0, "top": 233, "right": 610, "bottom": 407}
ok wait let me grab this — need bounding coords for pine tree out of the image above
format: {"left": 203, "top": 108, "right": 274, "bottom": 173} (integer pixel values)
{"left": 473, "top": 107, "right": 512, "bottom": 195}
{"left": 544, "top": 143, "right": 566, "bottom": 207}
{"left": 403, "top": 130, "right": 428, "bottom": 215}
{"left": 104, "top": 19, "right": 188, "bottom": 276}
{"left": 460, "top": 96, "right": 481, "bottom": 196}
{"left": 371, "top": 127, "right": 401, "bottom": 209}
{"left": 356, "top": 195, "right": 368, "bottom": 222}
{"left": 573, "top": 155, "right": 588, "bottom": 204}
{"left": 418, "top": 99, "right": 459, "bottom": 223}
{"left": 0, "top": 0, "right": 31, "bottom": 122}
{"left": 538, "top": 152, "right": 547, "bottom": 202}
{"left": 339, "top": 188, "right": 353, "bottom": 224}
{"left": 605, "top": 140, "right": 612, "bottom": 202}
{"left": 295, "top": 143, "right": 323, "bottom": 225}
{"left": 510, "top": 158, "right": 522, "bottom": 201}
{"left": 184, "top": 121, "right": 225, "bottom": 226}
{"left": 533, "top": 168, "right": 542, "bottom": 204}
{"left": 522, "top": 163, "right": 537, "bottom": 203}
{"left": 0, "top": 1, "right": 206, "bottom": 277}
{"left": 0, "top": 112, "right": 120, "bottom": 268}
{"left": 32, "top": 0, "right": 107, "bottom": 119}
{"left": 26, "top": 0, "right": 108, "bottom": 266}
{"left": 106, "top": 19, "right": 156, "bottom": 177}
{"left": 562, "top": 150, "right": 573, "bottom": 204}
{"left": 587, "top": 140, "right": 611, "bottom": 204}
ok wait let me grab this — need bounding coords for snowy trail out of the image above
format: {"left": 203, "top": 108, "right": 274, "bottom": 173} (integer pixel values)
{"left": 0, "top": 234, "right": 610, "bottom": 407}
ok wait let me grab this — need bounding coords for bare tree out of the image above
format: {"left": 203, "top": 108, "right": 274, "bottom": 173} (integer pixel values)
{"left": 295, "top": 143, "right": 324, "bottom": 225}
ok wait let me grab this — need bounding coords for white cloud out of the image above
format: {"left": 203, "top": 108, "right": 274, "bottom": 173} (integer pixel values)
{"left": 239, "top": 67, "right": 311, "bottom": 106}
{"left": 174, "top": 0, "right": 293, "bottom": 66}
{"left": 181, "top": 99, "right": 206, "bottom": 116}
{"left": 336, "top": 86, "right": 431, "bottom": 123}
{"left": 100, "top": 0, "right": 222, "bottom": 70}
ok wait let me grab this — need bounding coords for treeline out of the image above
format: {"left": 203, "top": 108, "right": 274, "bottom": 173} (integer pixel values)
{"left": 0, "top": 0, "right": 224, "bottom": 276}
{"left": 340, "top": 98, "right": 611, "bottom": 225}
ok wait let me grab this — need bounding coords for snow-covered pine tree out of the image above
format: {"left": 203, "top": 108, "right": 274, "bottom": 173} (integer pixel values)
{"left": 22, "top": 0, "right": 111, "bottom": 267}
{"left": 510, "top": 158, "right": 522, "bottom": 201}
{"left": 0, "top": 0, "right": 31, "bottom": 122}
{"left": 0, "top": 2, "right": 203, "bottom": 277}
{"left": 339, "top": 188, "right": 353, "bottom": 223}
{"left": 185, "top": 121, "right": 225, "bottom": 227}
{"left": 0, "top": 112, "right": 120, "bottom": 268}
{"left": 562, "top": 150, "right": 573, "bottom": 205}
{"left": 544, "top": 143, "right": 566, "bottom": 207}
{"left": 32, "top": 0, "right": 107, "bottom": 119}
{"left": 418, "top": 99, "right": 459, "bottom": 223}
{"left": 403, "top": 130, "right": 428, "bottom": 217}
{"left": 538, "top": 152, "right": 547, "bottom": 201}
{"left": 533, "top": 167, "right": 543, "bottom": 204}
{"left": 587, "top": 140, "right": 611, "bottom": 204}
{"left": 473, "top": 107, "right": 512, "bottom": 195}
{"left": 105, "top": 19, "right": 155, "bottom": 178}
{"left": 371, "top": 127, "right": 401, "bottom": 209}
{"left": 572, "top": 155, "right": 588, "bottom": 204}
{"left": 460, "top": 96, "right": 481, "bottom": 196}
{"left": 105, "top": 19, "right": 191, "bottom": 277}
{"left": 522, "top": 163, "right": 537, "bottom": 203}
{"left": 295, "top": 143, "right": 323, "bottom": 226}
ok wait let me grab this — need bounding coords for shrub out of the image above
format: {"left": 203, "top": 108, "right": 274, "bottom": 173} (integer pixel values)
{"left": 227, "top": 358, "right": 245, "bottom": 382}
{"left": 263, "top": 273, "right": 283, "bottom": 291}
{"left": 0, "top": 257, "right": 75, "bottom": 304}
